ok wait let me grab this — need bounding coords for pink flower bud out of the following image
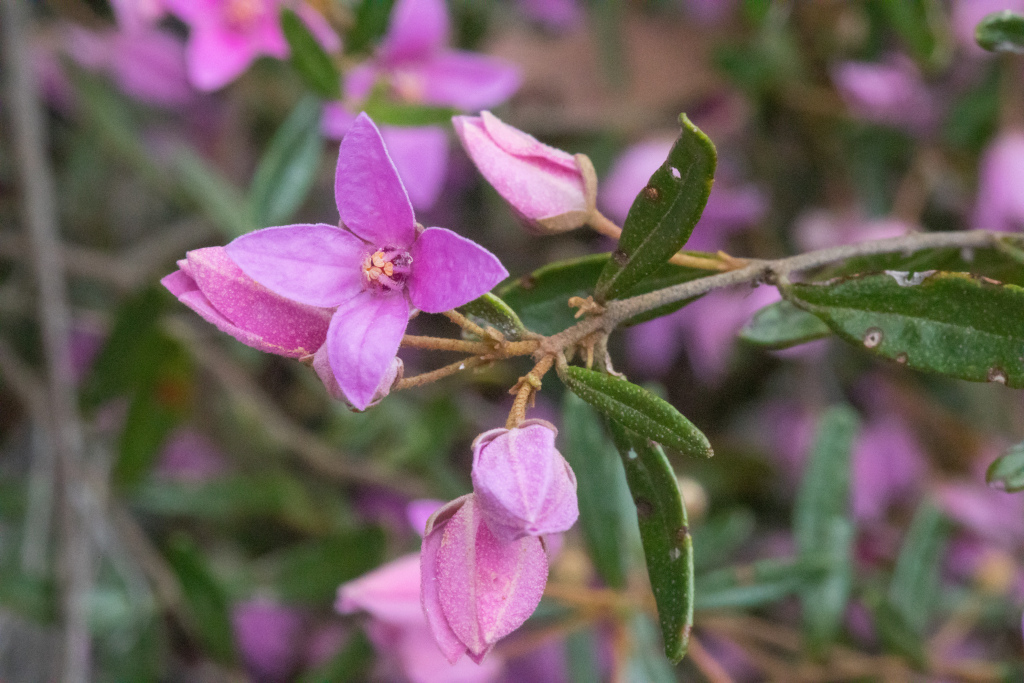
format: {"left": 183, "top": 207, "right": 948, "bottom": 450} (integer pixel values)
{"left": 973, "top": 131, "right": 1024, "bottom": 232}
{"left": 311, "top": 341, "right": 402, "bottom": 410}
{"left": 161, "top": 246, "right": 332, "bottom": 358}
{"left": 453, "top": 111, "right": 596, "bottom": 234}
{"left": 471, "top": 419, "right": 578, "bottom": 542}
{"left": 420, "top": 494, "right": 548, "bottom": 664}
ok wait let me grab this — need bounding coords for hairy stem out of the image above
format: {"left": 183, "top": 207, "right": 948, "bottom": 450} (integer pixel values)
{"left": 506, "top": 355, "right": 556, "bottom": 428}
{"left": 401, "top": 334, "right": 538, "bottom": 357}
{"left": 394, "top": 356, "right": 487, "bottom": 391}
{"left": 441, "top": 309, "right": 487, "bottom": 338}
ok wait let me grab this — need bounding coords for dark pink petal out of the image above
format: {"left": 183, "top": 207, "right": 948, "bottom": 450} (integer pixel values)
{"left": 335, "top": 113, "right": 417, "bottom": 248}
{"left": 408, "top": 228, "right": 507, "bottom": 313}
{"left": 421, "top": 495, "right": 473, "bottom": 664}
{"left": 327, "top": 291, "right": 409, "bottom": 410}
{"left": 226, "top": 224, "right": 366, "bottom": 308}
{"left": 380, "top": 126, "right": 449, "bottom": 211}
{"left": 417, "top": 52, "right": 521, "bottom": 111}
{"left": 380, "top": 0, "right": 449, "bottom": 64}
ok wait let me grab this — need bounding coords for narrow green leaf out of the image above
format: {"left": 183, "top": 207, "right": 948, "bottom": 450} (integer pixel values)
{"left": 887, "top": 502, "right": 950, "bottom": 635}
{"left": 624, "top": 615, "right": 679, "bottom": 683}
{"left": 784, "top": 271, "right": 1024, "bottom": 387}
{"left": 562, "top": 366, "right": 713, "bottom": 459}
{"left": 608, "top": 421, "right": 693, "bottom": 664}
{"left": 273, "top": 528, "right": 386, "bottom": 604}
{"left": 594, "top": 114, "right": 717, "bottom": 302}
{"left": 986, "top": 441, "right": 1024, "bottom": 492}
{"left": 164, "top": 535, "right": 236, "bottom": 663}
{"left": 249, "top": 96, "right": 323, "bottom": 226}
{"left": 346, "top": 0, "right": 397, "bottom": 55}
{"left": 976, "top": 10, "right": 1024, "bottom": 53}
{"left": 281, "top": 8, "right": 342, "bottom": 98}
{"left": 867, "top": 592, "right": 927, "bottom": 666}
{"left": 362, "top": 95, "right": 459, "bottom": 127}
{"left": 115, "top": 385, "right": 183, "bottom": 487}
{"left": 171, "top": 146, "right": 255, "bottom": 239}
{"left": 565, "top": 629, "right": 603, "bottom": 683}
{"left": 695, "top": 555, "right": 830, "bottom": 610}
{"left": 562, "top": 392, "right": 629, "bottom": 588}
{"left": 739, "top": 299, "right": 832, "bottom": 349}
{"left": 456, "top": 293, "right": 526, "bottom": 340}
{"left": 794, "top": 405, "right": 858, "bottom": 656}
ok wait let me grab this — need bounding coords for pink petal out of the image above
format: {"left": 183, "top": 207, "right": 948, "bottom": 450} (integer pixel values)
{"left": 321, "top": 103, "right": 356, "bottom": 140}
{"left": 437, "top": 497, "right": 547, "bottom": 660}
{"left": 295, "top": 3, "right": 341, "bottom": 54}
{"left": 408, "top": 228, "right": 508, "bottom": 313}
{"left": 327, "top": 291, "right": 409, "bottom": 410}
{"left": 417, "top": 51, "right": 521, "bottom": 111}
{"left": 110, "top": 29, "right": 193, "bottom": 107}
{"left": 337, "top": 554, "right": 424, "bottom": 625}
{"left": 380, "top": 126, "right": 449, "bottom": 211}
{"left": 313, "top": 342, "right": 401, "bottom": 407}
{"left": 185, "top": 24, "right": 260, "bottom": 91}
{"left": 226, "top": 224, "right": 366, "bottom": 308}
{"left": 335, "top": 113, "right": 417, "bottom": 248}
{"left": 380, "top": 0, "right": 449, "bottom": 64}
{"left": 479, "top": 111, "right": 576, "bottom": 170}
{"left": 421, "top": 495, "right": 473, "bottom": 664}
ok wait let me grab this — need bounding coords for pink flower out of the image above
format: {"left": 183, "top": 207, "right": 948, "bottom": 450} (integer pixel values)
{"left": 110, "top": 0, "right": 166, "bottom": 32}
{"left": 322, "top": 107, "right": 450, "bottom": 210}
{"left": 346, "top": 0, "right": 520, "bottom": 111}
{"left": 154, "top": 429, "right": 229, "bottom": 482}
{"left": 338, "top": 553, "right": 503, "bottom": 682}
{"left": 515, "top": 0, "right": 583, "bottom": 33}
{"left": 471, "top": 420, "right": 578, "bottom": 543}
{"left": 453, "top": 112, "right": 596, "bottom": 233}
{"left": 164, "top": 0, "right": 340, "bottom": 91}
{"left": 421, "top": 495, "right": 548, "bottom": 664}
{"left": 225, "top": 113, "right": 508, "bottom": 409}
{"left": 312, "top": 341, "right": 402, "bottom": 407}
{"left": 852, "top": 417, "right": 927, "bottom": 521}
{"left": 232, "top": 598, "right": 306, "bottom": 683}
{"left": 831, "top": 57, "right": 936, "bottom": 133}
{"left": 973, "top": 131, "right": 1024, "bottom": 231}
{"left": 161, "top": 246, "right": 332, "bottom": 359}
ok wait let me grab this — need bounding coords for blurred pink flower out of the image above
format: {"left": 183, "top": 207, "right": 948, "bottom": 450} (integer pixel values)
{"left": 110, "top": 0, "right": 167, "bottom": 32}
{"left": 832, "top": 56, "right": 937, "bottom": 133}
{"left": 346, "top": 0, "right": 520, "bottom": 111}
{"left": 794, "top": 211, "right": 913, "bottom": 252}
{"left": 516, "top": 0, "right": 583, "bottom": 33}
{"left": 938, "top": 480, "right": 1024, "bottom": 548}
{"left": 232, "top": 598, "right": 306, "bottom": 683}
{"left": 973, "top": 131, "right": 1024, "bottom": 231}
{"left": 154, "top": 429, "right": 229, "bottom": 482}
{"left": 420, "top": 495, "right": 548, "bottom": 664}
{"left": 851, "top": 417, "right": 927, "bottom": 521}
{"left": 164, "top": 0, "right": 340, "bottom": 91}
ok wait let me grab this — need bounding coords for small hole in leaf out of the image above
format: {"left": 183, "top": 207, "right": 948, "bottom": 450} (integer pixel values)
{"left": 987, "top": 367, "right": 1008, "bottom": 384}
{"left": 863, "top": 328, "right": 883, "bottom": 348}
{"left": 669, "top": 166, "right": 681, "bottom": 179}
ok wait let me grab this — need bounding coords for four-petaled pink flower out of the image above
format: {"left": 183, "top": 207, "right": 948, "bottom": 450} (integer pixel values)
{"left": 164, "top": 0, "right": 340, "bottom": 91}
{"left": 226, "top": 113, "right": 508, "bottom": 410}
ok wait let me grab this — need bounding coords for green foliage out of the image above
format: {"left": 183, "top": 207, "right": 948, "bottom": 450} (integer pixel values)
{"left": 695, "top": 555, "right": 830, "bottom": 610}
{"left": 975, "top": 10, "right": 1024, "bottom": 53}
{"left": 986, "top": 441, "right": 1024, "bottom": 492}
{"left": 281, "top": 8, "right": 342, "bottom": 98}
{"left": 784, "top": 271, "right": 1024, "bottom": 387}
{"left": 361, "top": 87, "right": 460, "bottom": 126}
{"left": 164, "top": 535, "right": 236, "bottom": 664}
{"left": 594, "top": 114, "right": 717, "bottom": 302}
{"left": 886, "top": 502, "right": 950, "bottom": 635}
{"left": 608, "top": 421, "right": 694, "bottom": 664}
{"left": 271, "top": 527, "right": 387, "bottom": 604}
{"left": 456, "top": 292, "right": 527, "bottom": 340}
{"left": 739, "top": 299, "right": 832, "bottom": 349}
{"left": 346, "top": 0, "right": 397, "bottom": 55}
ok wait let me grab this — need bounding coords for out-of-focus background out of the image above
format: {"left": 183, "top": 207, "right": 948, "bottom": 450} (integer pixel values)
{"left": 2, "top": 0, "right": 1024, "bottom": 681}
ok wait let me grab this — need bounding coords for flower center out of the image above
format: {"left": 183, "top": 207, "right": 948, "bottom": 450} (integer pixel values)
{"left": 362, "top": 248, "right": 412, "bottom": 292}
{"left": 224, "top": 0, "right": 265, "bottom": 30}
{"left": 391, "top": 70, "right": 426, "bottom": 103}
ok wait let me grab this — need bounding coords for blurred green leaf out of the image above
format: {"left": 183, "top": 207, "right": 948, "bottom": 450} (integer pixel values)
{"left": 165, "top": 535, "right": 236, "bottom": 664}
{"left": 867, "top": 590, "right": 926, "bottom": 666}
{"left": 114, "top": 366, "right": 189, "bottom": 488}
{"left": 565, "top": 628, "right": 603, "bottom": 683}
{"left": 171, "top": 146, "right": 256, "bottom": 239}
{"left": 0, "top": 568, "right": 56, "bottom": 622}
{"left": 794, "top": 405, "right": 858, "bottom": 657}
{"left": 273, "top": 528, "right": 386, "bottom": 604}
{"left": 784, "top": 271, "right": 1024, "bottom": 387}
{"left": 456, "top": 292, "right": 527, "bottom": 340}
{"left": 986, "top": 441, "right": 1024, "bottom": 492}
{"left": 346, "top": 0, "right": 397, "bottom": 55}
{"left": 739, "top": 299, "right": 832, "bottom": 349}
{"left": 281, "top": 8, "right": 342, "bottom": 98}
{"left": 562, "top": 392, "right": 629, "bottom": 588}
{"left": 975, "top": 10, "right": 1024, "bottom": 53}
{"left": 361, "top": 96, "right": 458, "bottom": 127}
{"left": 871, "top": 0, "right": 943, "bottom": 64}
{"left": 595, "top": 114, "right": 716, "bottom": 302}
{"left": 562, "top": 366, "right": 713, "bottom": 459}
{"left": 623, "top": 615, "right": 680, "bottom": 682}
{"left": 887, "top": 502, "right": 950, "bottom": 635}
{"left": 944, "top": 64, "right": 999, "bottom": 150}
{"left": 608, "top": 421, "right": 693, "bottom": 663}
{"left": 691, "top": 508, "right": 756, "bottom": 571}
{"left": 695, "top": 555, "right": 830, "bottom": 610}
{"left": 298, "top": 629, "right": 375, "bottom": 683}
{"left": 249, "top": 95, "right": 323, "bottom": 227}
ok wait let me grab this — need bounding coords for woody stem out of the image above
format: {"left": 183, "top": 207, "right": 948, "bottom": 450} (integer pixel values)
{"left": 400, "top": 334, "right": 538, "bottom": 357}
{"left": 441, "top": 309, "right": 487, "bottom": 338}
{"left": 505, "top": 354, "right": 555, "bottom": 428}
{"left": 393, "top": 356, "right": 487, "bottom": 391}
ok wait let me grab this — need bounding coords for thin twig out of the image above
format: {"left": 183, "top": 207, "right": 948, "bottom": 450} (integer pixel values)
{"left": 394, "top": 355, "right": 487, "bottom": 391}
{"left": 400, "top": 334, "right": 537, "bottom": 357}
{"left": 441, "top": 309, "right": 487, "bottom": 338}
{"left": 506, "top": 355, "right": 555, "bottom": 428}
{"left": 1, "top": 1, "right": 92, "bottom": 679}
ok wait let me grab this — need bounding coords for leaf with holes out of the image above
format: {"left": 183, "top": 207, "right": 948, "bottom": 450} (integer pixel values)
{"left": 976, "top": 10, "right": 1024, "bottom": 53}
{"left": 783, "top": 271, "right": 1024, "bottom": 387}
{"left": 594, "top": 114, "right": 716, "bottom": 303}
{"left": 609, "top": 421, "right": 693, "bottom": 664}
{"left": 986, "top": 441, "right": 1024, "bottom": 492}
{"left": 739, "top": 299, "right": 832, "bottom": 349}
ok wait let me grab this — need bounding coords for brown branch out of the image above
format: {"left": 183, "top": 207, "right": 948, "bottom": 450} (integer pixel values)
{"left": 394, "top": 356, "right": 487, "bottom": 391}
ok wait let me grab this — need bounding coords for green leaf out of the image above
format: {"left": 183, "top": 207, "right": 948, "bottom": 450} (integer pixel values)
{"left": 986, "top": 441, "right": 1024, "bottom": 492}
{"left": 975, "top": 10, "right": 1024, "bottom": 53}
{"left": 784, "top": 271, "right": 1024, "bottom": 387}
{"left": 164, "top": 535, "right": 236, "bottom": 663}
{"left": 739, "top": 299, "right": 832, "bottom": 349}
{"left": 281, "top": 8, "right": 342, "bottom": 98}
{"left": 171, "top": 146, "right": 255, "bottom": 239}
{"left": 695, "top": 555, "right": 830, "bottom": 610}
{"left": 272, "top": 528, "right": 386, "bottom": 604}
{"left": 565, "top": 629, "right": 603, "bottom": 683}
{"left": 609, "top": 421, "right": 693, "bottom": 663}
{"left": 871, "top": 0, "right": 943, "bottom": 64}
{"left": 793, "top": 405, "right": 858, "bottom": 657}
{"left": 562, "top": 392, "right": 630, "bottom": 588}
{"left": 249, "top": 96, "right": 323, "bottom": 227}
{"left": 346, "top": 0, "right": 397, "bottom": 55}
{"left": 624, "top": 615, "right": 679, "bottom": 683}
{"left": 361, "top": 95, "right": 459, "bottom": 127}
{"left": 114, "top": 378, "right": 186, "bottom": 487}
{"left": 594, "top": 114, "right": 717, "bottom": 302}
{"left": 866, "top": 592, "right": 927, "bottom": 666}
{"left": 562, "top": 366, "right": 713, "bottom": 459}
{"left": 456, "top": 293, "right": 526, "bottom": 340}
{"left": 499, "top": 254, "right": 714, "bottom": 336}
{"left": 887, "top": 502, "right": 950, "bottom": 635}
